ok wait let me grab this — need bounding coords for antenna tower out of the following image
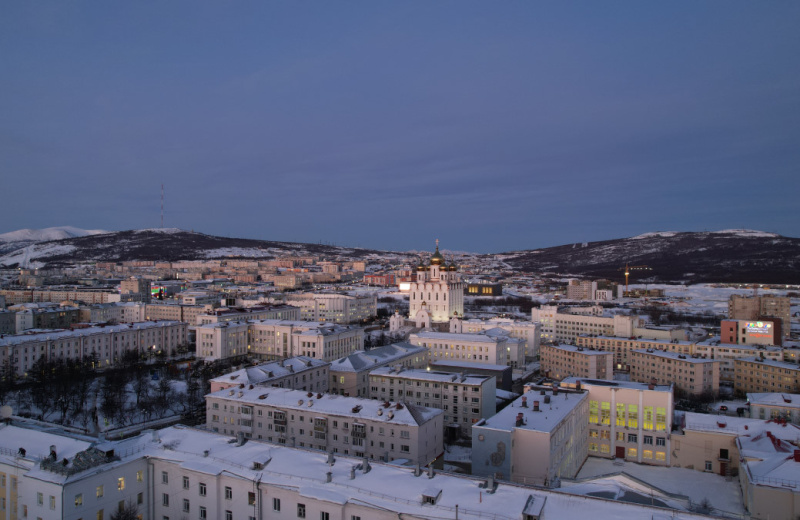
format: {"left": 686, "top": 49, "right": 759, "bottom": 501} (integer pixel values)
{"left": 161, "top": 184, "right": 164, "bottom": 228}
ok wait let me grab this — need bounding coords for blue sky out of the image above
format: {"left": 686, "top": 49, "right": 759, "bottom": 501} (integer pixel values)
{"left": 1, "top": 2, "right": 798, "bottom": 253}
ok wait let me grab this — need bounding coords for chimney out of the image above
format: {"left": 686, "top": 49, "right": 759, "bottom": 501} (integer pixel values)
{"left": 49, "top": 445, "right": 57, "bottom": 460}
{"left": 516, "top": 413, "right": 524, "bottom": 427}
{"left": 362, "top": 458, "right": 371, "bottom": 474}
{"left": 326, "top": 471, "right": 332, "bottom": 483}
{"left": 533, "top": 401, "right": 540, "bottom": 412}
{"left": 427, "top": 464, "right": 435, "bottom": 479}
{"left": 236, "top": 431, "right": 245, "bottom": 446}
{"left": 350, "top": 466, "right": 356, "bottom": 479}
{"left": 521, "top": 396, "right": 528, "bottom": 408}
{"left": 544, "top": 395, "right": 551, "bottom": 404}
{"left": 487, "top": 475, "right": 496, "bottom": 494}
{"left": 152, "top": 430, "right": 160, "bottom": 442}
{"left": 414, "top": 463, "right": 422, "bottom": 477}
{"left": 203, "top": 450, "right": 209, "bottom": 457}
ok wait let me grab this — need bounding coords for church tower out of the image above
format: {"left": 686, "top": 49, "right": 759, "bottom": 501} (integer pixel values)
{"left": 408, "top": 240, "right": 464, "bottom": 324}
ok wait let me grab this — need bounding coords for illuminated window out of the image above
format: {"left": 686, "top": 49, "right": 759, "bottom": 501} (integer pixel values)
{"left": 628, "top": 447, "right": 637, "bottom": 458}
{"left": 601, "top": 402, "right": 611, "bottom": 425}
{"left": 118, "top": 478, "right": 125, "bottom": 491}
{"left": 615, "top": 403, "right": 625, "bottom": 426}
{"left": 97, "top": 485, "right": 104, "bottom": 498}
{"left": 643, "top": 406, "right": 654, "bottom": 430}
{"left": 627, "top": 404, "right": 638, "bottom": 428}
{"left": 655, "top": 408, "right": 667, "bottom": 431}
{"left": 589, "top": 400, "right": 599, "bottom": 424}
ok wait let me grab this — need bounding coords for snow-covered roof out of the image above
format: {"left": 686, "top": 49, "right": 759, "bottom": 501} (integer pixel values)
{"left": 631, "top": 349, "right": 718, "bottom": 363}
{"left": 748, "top": 393, "right": 800, "bottom": 409}
{"left": 210, "top": 356, "right": 330, "bottom": 386}
{"left": 412, "top": 331, "right": 506, "bottom": 344}
{"left": 544, "top": 344, "right": 612, "bottom": 356}
{"left": 0, "top": 320, "right": 185, "bottom": 346}
{"left": 370, "top": 366, "right": 491, "bottom": 386}
{"left": 430, "top": 360, "right": 510, "bottom": 371}
{"left": 477, "top": 388, "right": 587, "bottom": 434}
{"left": 205, "top": 386, "right": 442, "bottom": 427}
{"left": 330, "top": 343, "right": 427, "bottom": 373}
{"left": 560, "top": 377, "right": 672, "bottom": 393}
{"left": 737, "top": 357, "right": 800, "bottom": 371}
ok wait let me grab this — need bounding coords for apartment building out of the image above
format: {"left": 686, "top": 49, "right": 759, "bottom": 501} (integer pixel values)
{"left": 472, "top": 387, "right": 589, "bottom": 486}
{"left": 630, "top": 349, "right": 720, "bottom": 396}
{"left": 540, "top": 343, "right": 613, "bottom": 381}
{"left": 531, "top": 305, "right": 640, "bottom": 343}
{"left": 458, "top": 318, "right": 540, "bottom": 360}
{"left": 196, "top": 305, "right": 300, "bottom": 325}
{"left": 368, "top": 366, "right": 495, "bottom": 438}
{"left": 721, "top": 318, "right": 783, "bottom": 346}
{"left": 734, "top": 357, "right": 800, "bottom": 394}
{"left": 565, "top": 279, "right": 597, "bottom": 300}
{"left": 0, "top": 288, "right": 121, "bottom": 305}
{"left": 574, "top": 335, "right": 694, "bottom": 371}
{"left": 0, "top": 310, "right": 14, "bottom": 334}
{"left": 205, "top": 386, "right": 443, "bottom": 465}
{"left": 410, "top": 330, "right": 521, "bottom": 367}
{"left": 729, "top": 294, "right": 791, "bottom": 337}
{"left": 329, "top": 343, "right": 429, "bottom": 397}
{"left": 145, "top": 302, "right": 209, "bottom": 324}
{"left": 284, "top": 293, "right": 377, "bottom": 324}
{"left": 747, "top": 393, "right": 800, "bottom": 423}
{"left": 559, "top": 377, "right": 673, "bottom": 466}
{"left": 209, "top": 356, "right": 330, "bottom": 393}
{"left": 0, "top": 320, "right": 187, "bottom": 377}
{"left": 196, "top": 319, "right": 364, "bottom": 362}
{"left": 15, "top": 305, "right": 81, "bottom": 333}
{"left": 694, "top": 340, "right": 783, "bottom": 383}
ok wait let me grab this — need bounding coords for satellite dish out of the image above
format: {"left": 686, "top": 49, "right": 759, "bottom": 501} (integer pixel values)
{"left": 0, "top": 405, "right": 12, "bottom": 420}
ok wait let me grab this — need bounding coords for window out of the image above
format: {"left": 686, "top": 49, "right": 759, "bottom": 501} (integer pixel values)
{"left": 97, "top": 509, "right": 104, "bottom": 520}
{"left": 643, "top": 435, "right": 653, "bottom": 445}
{"left": 656, "top": 437, "right": 666, "bottom": 447}
{"left": 118, "top": 478, "right": 125, "bottom": 491}
{"left": 627, "top": 404, "right": 638, "bottom": 428}
{"left": 182, "top": 499, "right": 190, "bottom": 512}
{"left": 298, "top": 503, "right": 306, "bottom": 517}
{"left": 655, "top": 451, "right": 666, "bottom": 461}
{"left": 352, "top": 516, "right": 362, "bottom": 520}
{"left": 50, "top": 496, "right": 55, "bottom": 509}
{"left": 273, "top": 498, "right": 281, "bottom": 511}
{"left": 138, "top": 492, "right": 143, "bottom": 505}
{"left": 37, "top": 492, "right": 44, "bottom": 506}
{"left": 199, "top": 506, "right": 207, "bottom": 519}
{"left": 97, "top": 485, "right": 104, "bottom": 498}
{"left": 627, "top": 433, "right": 637, "bottom": 443}
{"left": 248, "top": 491, "right": 256, "bottom": 505}
{"left": 225, "top": 487, "right": 232, "bottom": 500}
{"left": 705, "top": 460, "right": 713, "bottom": 471}
{"left": 320, "top": 513, "right": 330, "bottom": 520}
{"left": 162, "top": 493, "right": 169, "bottom": 507}
{"left": 75, "top": 493, "right": 83, "bottom": 507}
{"left": 183, "top": 476, "right": 189, "bottom": 489}
{"left": 225, "top": 511, "right": 232, "bottom": 520}
{"left": 628, "top": 447, "right": 637, "bottom": 458}
{"left": 162, "top": 471, "right": 169, "bottom": 484}
{"left": 136, "top": 471, "right": 143, "bottom": 482}
{"left": 199, "top": 483, "right": 207, "bottom": 497}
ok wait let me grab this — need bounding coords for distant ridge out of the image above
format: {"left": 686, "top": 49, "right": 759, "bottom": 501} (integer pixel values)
{"left": 498, "top": 230, "right": 800, "bottom": 284}
{"left": 0, "top": 227, "right": 798, "bottom": 284}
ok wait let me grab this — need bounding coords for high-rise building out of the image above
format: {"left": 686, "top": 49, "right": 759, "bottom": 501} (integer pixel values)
{"left": 729, "top": 294, "right": 791, "bottom": 337}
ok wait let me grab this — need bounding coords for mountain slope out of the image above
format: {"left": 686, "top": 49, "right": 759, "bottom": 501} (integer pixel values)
{"left": 0, "top": 229, "right": 387, "bottom": 268}
{"left": 499, "top": 230, "right": 800, "bottom": 284}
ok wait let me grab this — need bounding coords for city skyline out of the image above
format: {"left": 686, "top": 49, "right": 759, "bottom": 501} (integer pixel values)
{"left": 2, "top": 2, "right": 799, "bottom": 253}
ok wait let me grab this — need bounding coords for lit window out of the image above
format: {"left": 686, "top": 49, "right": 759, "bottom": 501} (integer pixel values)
{"left": 118, "top": 478, "right": 125, "bottom": 491}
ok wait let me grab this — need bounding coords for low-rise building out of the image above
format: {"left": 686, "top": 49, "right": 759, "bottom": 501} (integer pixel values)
{"left": 576, "top": 335, "right": 695, "bottom": 371}
{"left": 630, "top": 349, "right": 720, "bottom": 396}
{"left": 748, "top": 392, "right": 800, "bottom": 423}
{"left": 15, "top": 305, "right": 81, "bottom": 333}
{"left": 735, "top": 357, "right": 800, "bottom": 394}
{"left": 457, "top": 318, "right": 540, "bottom": 360}
{"left": 209, "top": 356, "right": 330, "bottom": 393}
{"left": 472, "top": 387, "right": 589, "bottom": 486}
{"left": 329, "top": 343, "right": 429, "bottom": 397}
{"left": 429, "top": 360, "right": 514, "bottom": 391}
{"left": 369, "top": 366, "right": 495, "bottom": 438}
{"left": 196, "top": 305, "right": 300, "bottom": 325}
{"left": 531, "top": 305, "right": 640, "bottom": 344}
{"left": 205, "top": 386, "right": 443, "bottom": 465}
{"left": 540, "top": 343, "right": 613, "bottom": 381}
{"left": 559, "top": 377, "right": 673, "bottom": 466}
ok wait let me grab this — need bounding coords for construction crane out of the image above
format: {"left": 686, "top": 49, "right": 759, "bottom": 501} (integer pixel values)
{"left": 619, "top": 263, "right": 651, "bottom": 296}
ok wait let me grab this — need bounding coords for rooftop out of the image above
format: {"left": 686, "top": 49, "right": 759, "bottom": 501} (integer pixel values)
{"left": 0, "top": 320, "right": 184, "bottom": 346}
{"left": 476, "top": 387, "right": 587, "bottom": 433}
{"left": 330, "top": 343, "right": 427, "bottom": 373}
{"left": 748, "top": 393, "right": 800, "bottom": 409}
{"left": 411, "top": 331, "right": 506, "bottom": 344}
{"left": 210, "top": 356, "right": 330, "bottom": 386}
{"left": 370, "top": 366, "right": 491, "bottom": 385}
{"left": 560, "top": 377, "right": 673, "bottom": 393}
{"left": 543, "top": 344, "right": 613, "bottom": 356}
{"left": 631, "top": 349, "right": 719, "bottom": 363}
{"left": 736, "top": 357, "right": 800, "bottom": 370}
{"left": 206, "top": 386, "right": 442, "bottom": 426}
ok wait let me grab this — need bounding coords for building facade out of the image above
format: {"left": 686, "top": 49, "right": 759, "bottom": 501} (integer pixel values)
{"left": 329, "top": 343, "right": 429, "bottom": 397}
{"left": 629, "top": 349, "right": 719, "bottom": 396}
{"left": 408, "top": 242, "right": 464, "bottom": 325}
{"left": 540, "top": 344, "right": 613, "bottom": 381}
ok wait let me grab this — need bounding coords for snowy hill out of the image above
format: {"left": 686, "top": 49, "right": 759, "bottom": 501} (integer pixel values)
{"left": 500, "top": 230, "right": 800, "bottom": 284}
{"left": 0, "top": 226, "right": 109, "bottom": 243}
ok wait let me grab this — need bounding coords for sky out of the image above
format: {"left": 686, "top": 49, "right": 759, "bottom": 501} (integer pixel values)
{"left": 1, "top": 2, "right": 799, "bottom": 253}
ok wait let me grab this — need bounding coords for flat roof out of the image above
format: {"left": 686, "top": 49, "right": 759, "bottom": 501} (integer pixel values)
{"left": 736, "top": 357, "right": 800, "bottom": 370}
{"left": 0, "top": 320, "right": 185, "bottom": 346}
{"left": 543, "top": 344, "right": 612, "bottom": 356}
{"left": 370, "top": 367, "right": 490, "bottom": 385}
{"left": 747, "top": 393, "right": 800, "bottom": 409}
{"left": 631, "top": 350, "right": 718, "bottom": 363}
{"left": 560, "top": 377, "right": 672, "bottom": 393}
{"left": 411, "top": 331, "right": 504, "bottom": 344}
{"left": 477, "top": 388, "right": 587, "bottom": 433}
